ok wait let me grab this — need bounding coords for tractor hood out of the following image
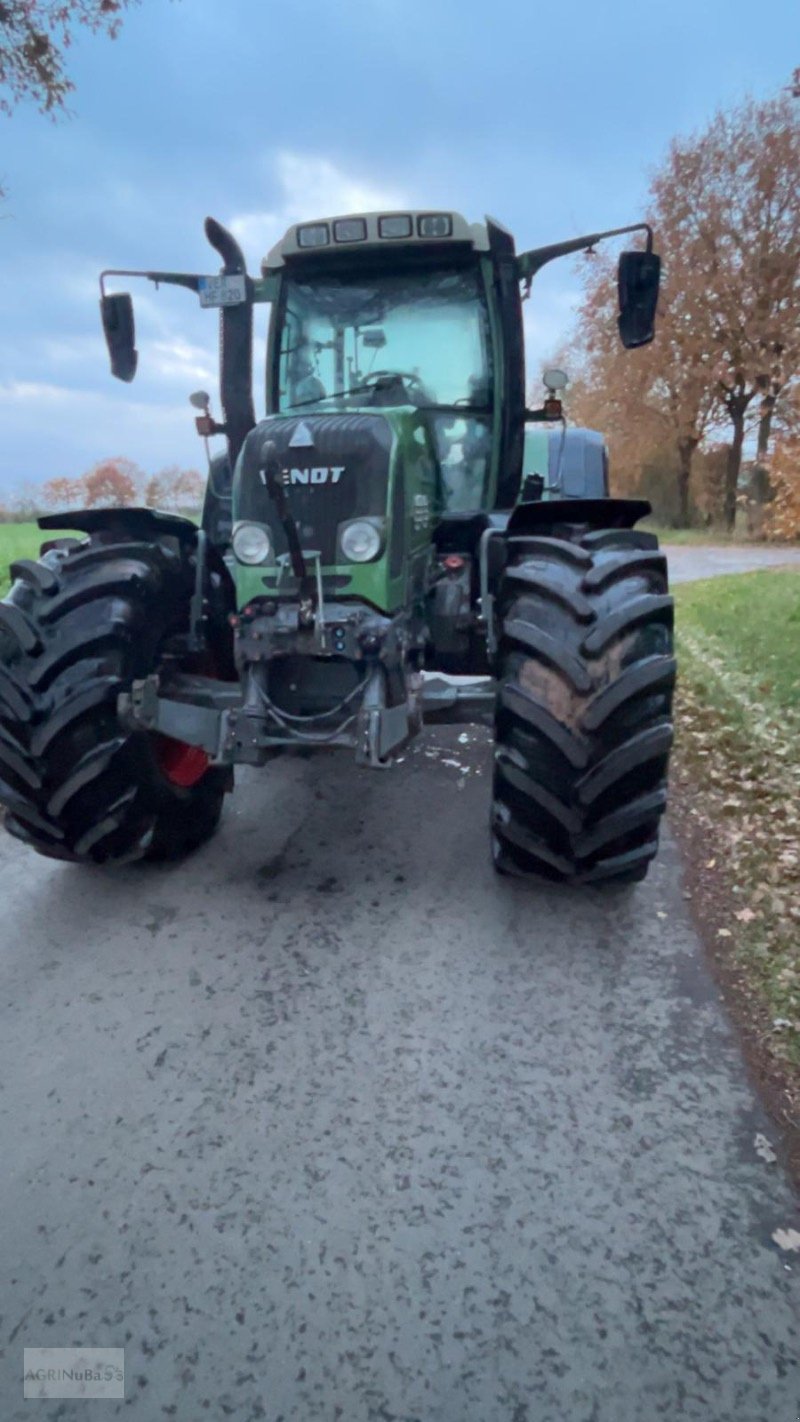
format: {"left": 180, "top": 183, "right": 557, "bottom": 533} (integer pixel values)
{"left": 236, "top": 413, "right": 393, "bottom": 565}
{"left": 232, "top": 409, "right": 439, "bottom": 615}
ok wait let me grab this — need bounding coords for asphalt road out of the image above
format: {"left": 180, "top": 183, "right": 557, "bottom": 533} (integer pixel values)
{"left": 1, "top": 713, "right": 799, "bottom": 1419}
{"left": 665, "top": 543, "right": 800, "bottom": 582}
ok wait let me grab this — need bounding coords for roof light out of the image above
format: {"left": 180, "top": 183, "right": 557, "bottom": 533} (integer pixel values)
{"left": 378, "top": 214, "right": 413, "bottom": 239}
{"left": 418, "top": 213, "right": 453, "bottom": 238}
{"left": 297, "top": 223, "right": 330, "bottom": 249}
{"left": 333, "top": 218, "right": 367, "bottom": 243}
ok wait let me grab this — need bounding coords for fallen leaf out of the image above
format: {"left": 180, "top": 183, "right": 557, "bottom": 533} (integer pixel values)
{"left": 735, "top": 907, "right": 757, "bottom": 923}
{"left": 754, "top": 1133, "right": 777, "bottom": 1164}
{"left": 772, "top": 1228, "right": 800, "bottom": 1253}
{"left": 717, "top": 928, "right": 732, "bottom": 938}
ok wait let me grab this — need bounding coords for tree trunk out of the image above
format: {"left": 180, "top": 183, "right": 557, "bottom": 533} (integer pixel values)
{"left": 746, "top": 397, "right": 777, "bottom": 537}
{"left": 757, "top": 398, "right": 774, "bottom": 459}
{"left": 675, "top": 439, "right": 694, "bottom": 527}
{"left": 724, "top": 415, "right": 746, "bottom": 531}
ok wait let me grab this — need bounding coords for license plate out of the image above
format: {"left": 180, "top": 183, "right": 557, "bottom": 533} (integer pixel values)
{"left": 198, "top": 273, "right": 247, "bottom": 308}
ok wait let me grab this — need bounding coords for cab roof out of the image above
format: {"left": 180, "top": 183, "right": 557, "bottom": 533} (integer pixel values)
{"left": 262, "top": 211, "right": 490, "bottom": 274}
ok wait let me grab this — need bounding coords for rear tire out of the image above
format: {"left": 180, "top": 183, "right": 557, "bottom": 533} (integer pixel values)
{"left": 0, "top": 530, "right": 233, "bottom": 865}
{"left": 492, "top": 525, "right": 675, "bottom": 885}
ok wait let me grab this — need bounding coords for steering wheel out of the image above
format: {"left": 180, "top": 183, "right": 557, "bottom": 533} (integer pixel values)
{"left": 358, "top": 370, "right": 429, "bottom": 403}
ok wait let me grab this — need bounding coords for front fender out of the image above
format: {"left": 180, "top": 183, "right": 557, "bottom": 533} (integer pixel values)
{"left": 506, "top": 497, "right": 652, "bottom": 536}
{"left": 38, "top": 506, "right": 199, "bottom": 544}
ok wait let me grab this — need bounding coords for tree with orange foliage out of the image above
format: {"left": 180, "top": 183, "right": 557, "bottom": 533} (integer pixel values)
{"left": 764, "top": 435, "right": 800, "bottom": 541}
{"left": 652, "top": 93, "right": 800, "bottom": 528}
{"left": 566, "top": 249, "right": 718, "bottom": 524}
{"left": 152, "top": 466, "right": 204, "bottom": 512}
{"left": 566, "top": 88, "right": 800, "bottom": 529}
{"left": 82, "top": 457, "right": 141, "bottom": 508}
{"left": 41, "top": 475, "right": 84, "bottom": 510}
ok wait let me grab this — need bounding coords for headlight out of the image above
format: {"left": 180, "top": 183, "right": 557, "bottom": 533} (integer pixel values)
{"left": 232, "top": 522, "right": 272, "bottom": 565}
{"left": 339, "top": 519, "right": 383, "bottom": 563}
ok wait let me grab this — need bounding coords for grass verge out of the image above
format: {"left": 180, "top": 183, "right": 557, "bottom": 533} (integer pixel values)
{"left": 672, "top": 570, "right": 800, "bottom": 1135}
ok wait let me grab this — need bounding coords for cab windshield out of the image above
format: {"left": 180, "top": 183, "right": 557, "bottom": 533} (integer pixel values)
{"left": 275, "top": 264, "right": 494, "bottom": 510}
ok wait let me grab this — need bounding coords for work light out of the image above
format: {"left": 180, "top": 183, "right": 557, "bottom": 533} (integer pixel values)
{"left": 333, "top": 218, "right": 367, "bottom": 243}
{"left": 418, "top": 214, "right": 453, "bottom": 238}
{"left": 378, "top": 215, "right": 413, "bottom": 239}
{"left": 297, "top": 223, "right": 330, "bottom": 249}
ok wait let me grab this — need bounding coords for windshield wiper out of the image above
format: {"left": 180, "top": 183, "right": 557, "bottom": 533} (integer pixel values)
{"left": 285, "top": 379, "right": 379, "bottom": 411}
{"left": 286, "top": 391, "right": 491, "bottom": 415}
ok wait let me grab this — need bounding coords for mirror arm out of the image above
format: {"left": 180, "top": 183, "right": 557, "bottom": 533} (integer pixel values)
{"left": 517, "top": 222, "right": 653, "bottom": 291}
{"left": 99, "top": 268, "right": 202, "bottom": 297}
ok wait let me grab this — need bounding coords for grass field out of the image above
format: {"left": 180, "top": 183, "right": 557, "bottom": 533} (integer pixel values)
{"left": 0, "top": 522, "right": 88, "bottom": 597}
{"left": 0, "top": 522, "right": 85, "bottom": 597}
{"left": 673, "top": 569, "right": 800, "bottom": 1092}
{"left": 0, "top": 523, "right": 51, "bottom": 596}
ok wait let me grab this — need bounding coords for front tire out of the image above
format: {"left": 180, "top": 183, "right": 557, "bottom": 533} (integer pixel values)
{"left": 492, "top": 525, "right": 675, "bottom": 885}
{"left": 0, "top": 531, "right": 232, "bottom": 865}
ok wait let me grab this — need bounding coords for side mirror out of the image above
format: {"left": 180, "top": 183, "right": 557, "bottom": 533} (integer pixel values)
{"left": 617, "top": 249, "right": 661, "bottom": 349}
{"left": 100, "top": 292, "right": 138, "bottom": 382}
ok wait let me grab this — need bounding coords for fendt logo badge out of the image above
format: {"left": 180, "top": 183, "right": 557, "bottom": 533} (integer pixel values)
{"left": 283, "top": 466, "right": 345, "bottom": 486}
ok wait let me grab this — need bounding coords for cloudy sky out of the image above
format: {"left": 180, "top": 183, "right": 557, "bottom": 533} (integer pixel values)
{"left": 0, "top": 0, "right": 794, "bottom": 497}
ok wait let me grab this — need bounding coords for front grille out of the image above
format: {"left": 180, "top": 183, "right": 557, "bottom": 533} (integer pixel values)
{"left": 237, "top": 414, "right": 393, "bottom": 565}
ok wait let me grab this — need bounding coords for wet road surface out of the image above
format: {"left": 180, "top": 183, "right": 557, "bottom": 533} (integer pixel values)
{"left": 1, "top": 725, "right": 798, "bottom": 1420}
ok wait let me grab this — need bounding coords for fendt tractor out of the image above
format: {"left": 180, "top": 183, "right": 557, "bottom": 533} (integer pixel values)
{"left": 0, "top": 211, "right": 675, "bottom": 883}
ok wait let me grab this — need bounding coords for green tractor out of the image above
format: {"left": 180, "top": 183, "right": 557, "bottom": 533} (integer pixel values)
{"left": 0, "top": 210, "right": 674, "bottom": 883}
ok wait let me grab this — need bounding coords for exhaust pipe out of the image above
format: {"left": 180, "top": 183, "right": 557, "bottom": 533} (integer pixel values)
{"left": 205, "top": 217, "right": 256, "bottom": 470}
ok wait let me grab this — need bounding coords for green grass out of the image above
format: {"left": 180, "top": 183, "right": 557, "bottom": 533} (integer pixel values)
{"left": 673, "top": 569, "right": 800, "bottom": 1087}
{"left": 0, "top": 523, "right": 51, "bottom": 597}
{"left": 0, "top": 521, "right": 86, "bottom": 597}
{"left": 676, "top": 571, "right": 800, "bottom": 718}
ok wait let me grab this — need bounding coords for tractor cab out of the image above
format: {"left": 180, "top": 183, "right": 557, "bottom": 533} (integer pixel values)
{"left": 260, "top": 212, "right": 517, "bottom": 523}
